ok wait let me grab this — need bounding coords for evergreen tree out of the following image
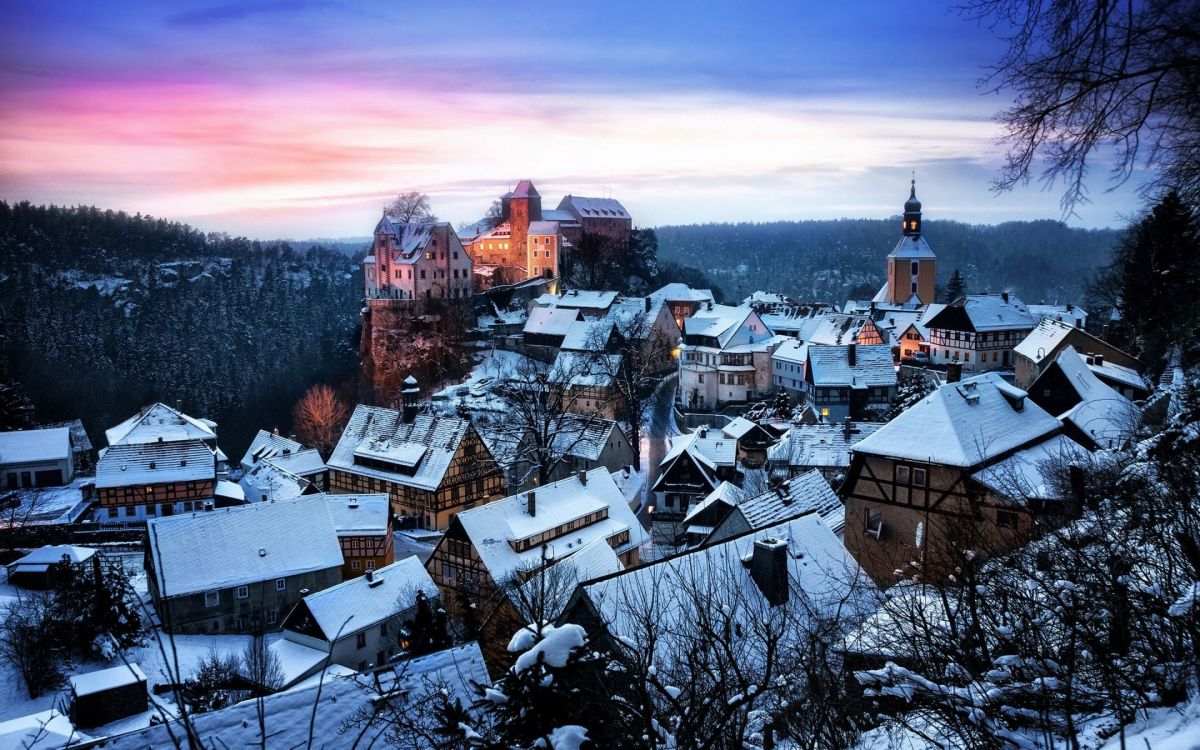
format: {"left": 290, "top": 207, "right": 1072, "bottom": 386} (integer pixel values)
{"left": 1112, "top": 192, "right": 1200, "bottom": 364}
{"left": 944, "top": 268, "right": 966, "bottom": 303}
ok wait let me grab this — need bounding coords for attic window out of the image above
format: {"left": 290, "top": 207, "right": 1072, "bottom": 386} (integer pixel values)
{"left": 149, "top": 461, "right": 156, "bottom": 469}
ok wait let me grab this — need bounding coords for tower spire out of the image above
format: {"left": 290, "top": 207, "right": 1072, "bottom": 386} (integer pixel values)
{"left": 903, "top": 178, "right": 922, "bottom": 237}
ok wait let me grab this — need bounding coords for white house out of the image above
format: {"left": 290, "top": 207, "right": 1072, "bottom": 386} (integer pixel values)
{"left": 0, "top": 427, "right": 73, "bottom": 489}
{"left": 923, "top": 293, "right": 1036, "bottom": 372}
{"left": 679, "top": 304, "right": 783, "bottom": 411}
{"left": 270, "top": 556, "right": 439, "bottom": 686}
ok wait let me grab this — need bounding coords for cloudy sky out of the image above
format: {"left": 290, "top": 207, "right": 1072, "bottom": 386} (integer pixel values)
{"left": 0, "top": 0, "right": 1144, "bottom": 238}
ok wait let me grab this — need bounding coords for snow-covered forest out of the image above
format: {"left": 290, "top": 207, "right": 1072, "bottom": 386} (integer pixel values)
{"left": 0, "top": 202, "right": 362, "bottom": 457}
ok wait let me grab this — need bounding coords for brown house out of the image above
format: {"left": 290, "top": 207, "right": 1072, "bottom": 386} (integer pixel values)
{"left": 319, "top": 492, "right": 395, "bottom": 579}
{"left": 1013, "top": 318, "right": 1144, "bottom": 393}
{"left": 326, "top": 402, "right": 505, "bottom": 531}
{"left": 94, "top": 439, "right": 217, "bottom": 522}
{"left": 841, "top": 373, "right": 1080, "bottom": 584}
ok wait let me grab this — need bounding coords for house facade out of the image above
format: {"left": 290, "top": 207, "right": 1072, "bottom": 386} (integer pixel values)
{"left": 319, "top": 493, "right": 395, "bottom": 579}
{"left": 650, "top": 426, "right": 740, "bottom": 521}
{"left": 367, "top": 218, "right": 474, "bottom": 303}
{"left": 95, "top": 439, "right": 217, "bottom": 522}
{"left": 802, "top": 343, "right": 897, "bottom": 422}
{"left": 146, "top": 497, "right": 344, "bottom": 634}
{"left": 924, "top": 293, "right": 1036, "bottom": 372}
{"left": 678, "top": 304, "right": 781, "bottom": 411}
{"left": 0, "top": 427, "right": 74, "bottom": 489}
{"left": 1013, "top": 318, "right": 1142, "bottom": 391}
{"left": 327, "top": 403, "right": 505, "bottom": 531}
{"left": 841, "top": 374, "right": 1072, "bottom": 583}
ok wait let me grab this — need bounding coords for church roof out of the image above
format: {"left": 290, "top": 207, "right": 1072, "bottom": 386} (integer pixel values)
{"left": 887, "top": 235, "right": 936, "bottom": 259}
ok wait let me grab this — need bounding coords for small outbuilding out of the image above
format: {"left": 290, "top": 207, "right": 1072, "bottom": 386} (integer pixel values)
{"left": 5, "top": 544, "right": 97, "bottom": 589}
{"left": 69, "top": 663, "right": 148, "bottom": 728}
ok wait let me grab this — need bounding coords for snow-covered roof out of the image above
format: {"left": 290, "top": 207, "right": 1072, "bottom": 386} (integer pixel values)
{"left": 240, "top": 429, "right": 304, "bottom": 469}
{"left": 527, "top": 220, "right": 559, "bottom": 236}
{"left": 769, "top": 422, "right": 885, "bottom": 469}
{"left": 803, "top": 313, "right": 880, "bottom": 346}
{"left": 70, "top": 663, "right": 146, "bottom": 696}
{"left": 744, "top": 291, "right": 797, "bottom": 306}
{"left": 373, "top": 219, "right": 455, "bottom": 265}
{"left": 721, "top": 416, "right": 761, "bottom": 440}
{"left": 105, "top": 402, "right": 216, "bottom": 447}
{"left": 753, "top": 474, "right": 843, "bottom": 531}
{"left": 535, "top": 289, "right": 618, "bottom": 311}
{"left": 682, "top": 481, "right": 747, "bottom": 525}
{"left": 611, "top": 466, "right": 646, "bottom": 509}
{"left": 327, "top": 405, "right": 472, "bottom": 492}
{"left": 523, "top": 306, "right": 581, "bottom": 337}
{"left": 924, "top": 294, "right": 1035, "bottom": 333}
{"left": 238, "top": 458, "right": 311, "bottom": 502}
{"left": 41, "top": 419, "right": 92, "bottom": 453}
{"left": 549, "top": 350, "right": 620, "bottom": 388}
{"left": 94, "top": 650, "right": 480, "bottom": 749}
{"left": 294, "top": 556, "right": 437, "bottom": 641}
{"left": 550, "top": 415, "right": 623, "bottom": 462}
{"left": 317, "top": 492, "right": 390, "bottom": 536}
{"left": 1088, "top": 359, "right": 1151, "bottom": 393}
{"left": 772, "top": 338, "right": 808, "bottom": 365}
{"left": 95, "top": 439, "right": 215, "bottom": 489}
{"left": 559, "top": 195, "right": 631, "bottom": 219}
{"left": 1028, "top": 303, "right": 1087, "bottom": 326}
{"left": 887, "top": 234, "right": 936, "bottom": 259}
{"left": 559, "top": 318, "right": 615, "bottom": 351}
{"left": 580, "top": 515, "right": 874, "bottom": 661}
{"left": 8, "top": 544, "right": 96, "bottom": 570}
{"left": 147, "top": 496, "right": 343, "bottom": 598}
{"left": 649, "top": 283, "right": 714, "bottom": 304}
{"left": 541, "top": 208, "right": 579, "bottom": 223}
{"left": 806, "top": 344, "right": 897, "bottom": 388}
{"left": 0, "top": 427, "right": 71, "bottom": 465}
{"left": 266, "top": 448, "right": 326, "bottom": 476}
{"left": 0, "top": 710, "right": 90, "bottom": 750}
{"left": 853, "top": 373, "right": 1061, "bottom": 467}
{"left": 452, "top": 468, "right": 647, "bottom": 584}
{"left": 1052, "top": 347, "right": 1140, "bottom": 448}
{"left": 0, "top": 480, "right": 93, "bottom": 527}
{"left": 514, "top": 538, "right": 623, "bottom": 618}
{"left": 215, "top": 479, "right": 245, "bottom": 501}
{"left": 652, "top": 427, "right": 737, "bottom": 493}
{"left": 971, "top": 433, "right": 1086, "bottom": 502}
{"left": 1014, "top": 318, "right": 1075, "bottom": 363}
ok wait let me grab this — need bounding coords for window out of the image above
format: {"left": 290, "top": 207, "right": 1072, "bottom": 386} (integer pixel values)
{"left": 366, "top": 560, "right": 376, "bottom": 571}
{"left": 352, "top": 559, "right": 361, "bottom": 570}
{"left": 380, "top": 621, "right": 389, "bottom": 637}
{"left": 205, "top": 591, "right": 219, "bottom": 607}
{"left": 911, "top": 281, "right": 918, "bottom": 293}
{"left": 911, "top": 261, "right": 919, "bottom": 275}
{"left": 866, "top": 507, "right": 883, "bottom": 533}
{"left": 275, "top": 578, "right": 286, "bottom": 591}
{"left": 236, "top": 585, "right": 249, "bottom": 599}
{"left": 997, "top": 510, "right": 1019, "bottom": 530}
{"left": 895, "top": 465, "right": 910, "bottom": 484}
{"left": 912, "top": 468, "right": 927, "bottom": 487}
{"left": 266, "top": 609, "right": 278, "bottom": 625}
{"left": 356, "top": 632, "right": 367, "bottom": 649}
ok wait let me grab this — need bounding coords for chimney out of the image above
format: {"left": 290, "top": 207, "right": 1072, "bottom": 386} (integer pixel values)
{"left": 645, "top": 297, "right": 651, "bottom": 313}
{"left": 843, "top": 418, "right": 852, "bottom": 442}
{"left": 578, "top": 470, "right": 588, "bottom": 486}
{"left": 847, "top": 343, "right": 856, "bottom": 367}
{"left": 1001, "top": 292, "right": 1010, "bottom": 303}
{"left": 175, "top": 399, "right": 183, "bottom": 413}
{"left": 947, "top": 362, "right": 963, "bottom": 383}
{"left": 401, "top": 375, "right": 420, "bottom": 423}
{"left": 365, "top": 569, "right": 374, "bottom": 582}
{"left": 1094, "top": 354, "right": 1104, "bottom": 367}
{"left": 526, "top": 490, "right": 536, "bottom": 517}
{"left": 749, "top": 537, "right": 789, "bottom": 606}
{"left": 706, "top": 301, "right": 713, "bottom": 311}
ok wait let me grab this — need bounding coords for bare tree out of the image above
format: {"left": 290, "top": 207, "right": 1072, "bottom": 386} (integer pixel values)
{"left": 292, "top": 384, "right": 349, "bottom": 458}
{"left": 384, "top": 191, "right": 437, "bottom": 223}
{"left": 967, "top": 0, "right": 1200, "bottom": 210}
{"left": 0, "top": 593, "right": 62, "bottom": 698}
{"left": 562, "top": 231, "right": 618, "bottom": 290}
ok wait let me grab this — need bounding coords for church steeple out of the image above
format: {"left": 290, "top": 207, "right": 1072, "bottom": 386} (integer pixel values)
{"left": 903, "top": 179, "right": 922, "bottom": 237}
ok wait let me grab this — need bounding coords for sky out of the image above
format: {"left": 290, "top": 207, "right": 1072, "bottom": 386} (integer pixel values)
{"left": 0, "top": 0, "right": 1147, "bottom": 238}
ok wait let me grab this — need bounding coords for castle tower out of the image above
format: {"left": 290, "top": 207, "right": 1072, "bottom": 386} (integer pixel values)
{"left": 886, "top": 180, "right": 937, "bottom": 306}
{"left": 503, "top": 179, "right": 541, "bottom": 270}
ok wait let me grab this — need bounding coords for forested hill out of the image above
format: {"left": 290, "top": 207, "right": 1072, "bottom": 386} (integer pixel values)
{"left": 0, "top": 202, "right": 362, "bottom": 459}
{"left": 655, "top": 218, "right": 1122, "bottom": 304}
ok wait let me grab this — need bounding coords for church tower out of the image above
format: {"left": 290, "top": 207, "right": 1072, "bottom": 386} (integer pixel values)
{"left": 885, "top": 180, "right": 937, "bottom": 306}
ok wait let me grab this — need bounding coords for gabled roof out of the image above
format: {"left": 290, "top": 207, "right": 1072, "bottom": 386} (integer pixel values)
{"left": 971, "top": 433, "right": 1086, "bottom": 502}
{"left": 0, "top": 427, "right": 71, "bottom": 465}
{"left": 327, "top": 405, "right": 473, "bottom": 492}
{"left": 684, "top": 304, "right": 755, "bottom": 347}
{"left": 579, "top": 515, "right": 874, "bottom": 662}
{"left": 240, "top": 429, "right": 303, "bottom": 469}
{"left": 523, "top": 306, "right": 581, "bottom": 338}
{"left": 1028, "top": 303, "right": 1087, "bottom": 325}
{"left": 558, "top": 195, "right": 630, "bottom": 219}
{"left": 649, "top": 283, "right": 714, "bottom": 305}
{"left": 1014, "top": 318, "right": 1075, "bottom": 363}
{"left": 806, "top": 344, "right": 897, "bottom": 388}
{"left": 735, "top": 470, "right": 845, "bottom": 534}
{"left": 887, "top": 234, "right": 936, "bottom": 259}
{"left": 772, "top": 338, "right": 808, "bottom": 365}
{"left": 266, "top": 448, "right": 326, "bottom": 477}
{"left": 106, "top": 402, "right": 216, "bottom": 446}
{"left": 550, "top": 350, "right": 620, "bottom": 388}
{"left": 8, "top": 544, "right": 96, "bottom": 570}
{"left": 682, "top": 481, "right": 747, "bottom": 525}
{"left": 803, "top": 313, "right": 877, "bottom": 346}
{"left": 238, "top": 458, "right": 311, "bottom": 502}
{"left": 652, "top": 428, "right": 737, "bottom": 492}
{"left": 527, "top": 220, "right": 559, "bottom": 235}
{"left": 148, "top": 496, "right": 343, "bottom": 598}
{"left": 373, "top": 220, "right": 456, "bottom": 266}
{"left": 96, "top": 439, "right": 215, "bottom": 488}
{"left": 514, "top": 538, "right": 623, "bottom": 618}
{"left": 1051, "top": 347, "right": 1140, "bottom": 448}
{"left": 451, "top": 468, "right": 647, "bottom": 584}
{"left": 40, "top": 419, "right": 92, "bottom": 453}
{"left": 550, "top": 414, "right": 625, "bottom": 462}
{"left": 721, "top": 416, "right": 762, "bottom": 440}
{"left": 535, "top": 289, "right": 619, "bottom": 311}
{"left": 924, "top": 294, "right": 1035, "bottom": 333}
{"left": 853, "top": 373, "right": 1061, "bottom": 468}
{"left": 559, "top": 317, "right": 616, "bottom": 351}
{"left": 510, "top": 179, "right": 540, "bottom": 198}
{"left": 769, "top": 421, "right": 885, "bottom": 469}
{"left": 292, "top": 556, "right": 436, "bottom": 640}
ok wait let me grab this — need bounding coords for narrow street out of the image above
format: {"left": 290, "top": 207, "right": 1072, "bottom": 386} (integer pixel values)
{"left": 637, "top": 373, "right": 679, "bottom": 530}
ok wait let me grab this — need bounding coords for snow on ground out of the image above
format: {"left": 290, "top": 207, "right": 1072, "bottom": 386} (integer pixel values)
{"left": 430, "top": 347, "right": 534, "bottom": 417}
